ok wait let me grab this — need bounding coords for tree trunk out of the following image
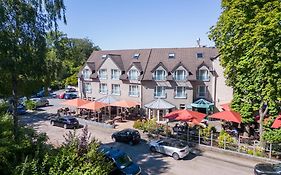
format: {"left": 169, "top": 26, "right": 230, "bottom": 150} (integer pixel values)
{"left": 259, "top": 102, "right": 268, "bottom": 147}
{"left": 12, "top": 75, "right": 19, "bottom": 142}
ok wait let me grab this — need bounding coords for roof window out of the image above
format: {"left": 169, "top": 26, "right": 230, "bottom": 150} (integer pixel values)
{"left": 168, "top": 53, "right": 175, "bottom": 59}
{"left": 197, "top": 53, "right": 203, "bottom": 58}
{"left": 133, "top": 53, "right": 140, "bottom": 59}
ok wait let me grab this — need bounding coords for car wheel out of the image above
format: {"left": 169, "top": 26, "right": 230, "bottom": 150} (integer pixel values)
{"left": 172, "top": 153, "right": 180, "bottom": 160}
{"left": 150, "top": 146, "right": 156, "bottom": 152}
{"left": 63, "top": 124, "right": 68, "bottom": 129}
{"left": 51, "top": 121, "right": 54, "bottom": 126}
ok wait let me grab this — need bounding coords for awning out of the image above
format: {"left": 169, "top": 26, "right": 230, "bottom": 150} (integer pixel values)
{"left": 144, "top": 99, "right": 175, "bottom": 110}
{"left": 96, "top": 95, "right": 118, "bottom": 104}
{"left": 111, "top": 100, "right": 140, "bottom": 108}
{"left": 61, "top": 98, "right": 90, "bottom": 107}
{"left": 221, "top": 103, "right": 231, "bottom": 111}
{"left": 164, "top": 109, "right": 206, "bottom": 123}
{"left": 78, "top": 101, "right": 108, "bottom": 111}
{"left": 191, "top": 99, "right": 214, "bottom": 109}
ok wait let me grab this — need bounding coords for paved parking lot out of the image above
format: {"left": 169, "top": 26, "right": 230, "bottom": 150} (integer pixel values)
{"left": 21, "top": 98, "right": 256, "bottom": 175}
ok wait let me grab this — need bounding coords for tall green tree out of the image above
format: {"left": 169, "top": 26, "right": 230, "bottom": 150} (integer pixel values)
{"left": 209, "top": 0, "right": 281, "bottom": 143}
{"left": 0, "top": 0, "right": 66, "bottom": 140}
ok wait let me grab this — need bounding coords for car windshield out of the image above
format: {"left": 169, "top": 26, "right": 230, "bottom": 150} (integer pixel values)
{"left": 114, "top": 154, "right": 132, "bottom": 169}
{"left": 273, "top": 164, "right": 281, "bottom": 172}
{"left": 68, "top": 118, "right": 77, "bottom": 122}
{"left": 172, "top": 141, "right": 187, "bottom": 148}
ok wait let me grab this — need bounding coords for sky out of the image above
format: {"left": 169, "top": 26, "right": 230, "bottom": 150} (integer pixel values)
{"left": 58, "top": 0, "right": 222, "bottom": 50}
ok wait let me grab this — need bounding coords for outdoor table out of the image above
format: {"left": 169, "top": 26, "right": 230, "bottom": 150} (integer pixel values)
{"left": 105, "top": 120, "right": 114, "bottom": 125}
{"left": 113, "top": 116, "right": 122, "bottom": 122}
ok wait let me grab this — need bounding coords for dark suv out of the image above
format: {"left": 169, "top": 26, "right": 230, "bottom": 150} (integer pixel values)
{"left": 50, "top": 116, "right": 79, "bottom": 129}
{"left": 112, "top": 129, "right": 141, "bottom": 145}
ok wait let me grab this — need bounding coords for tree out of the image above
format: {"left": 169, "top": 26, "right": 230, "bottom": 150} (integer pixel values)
{"left": 209, "top": 0, "right": 281, "bottom": 143}
{"left": 0, "top": 0, "right": 66, "bottom": 140}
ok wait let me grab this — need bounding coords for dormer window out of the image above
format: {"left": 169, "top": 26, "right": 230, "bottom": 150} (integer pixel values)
{"left": 174, "top": 70, "right": 187, "bottom": 81}
{"left": 197, "top": 53, "right": 203, "bottom": 58}
{"left": 111, "top": 69, "right": 120, "bottom": 80}
{"left": 102, "top": 54, "right": 107, "bottom": 59}
{"left": 198, "top": 69, "right": 209, "bottom": 81}
{"left": 168, "top": 53, "right": 175, "bottom": 59}
{"left": 128, "top": 69, "right": 139, "bottom": 80}
{"left": 82, "top": 69, "right": 91, "bottom": 79}
{"left": 154, "top": 70, "right": 166, "bottom": 81}
{"left": 132, "top": 53, "right": 140, "bottom": 59}
{"left": 98, "top": 69, "right": 107, "bottom": 80}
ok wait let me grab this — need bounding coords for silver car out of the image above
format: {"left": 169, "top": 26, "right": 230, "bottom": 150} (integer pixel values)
{"left": 149, "top": 138, "right": 190, "bottom": 160}
{"left": 30, "top": 97, "right": 49, "bottom": 107}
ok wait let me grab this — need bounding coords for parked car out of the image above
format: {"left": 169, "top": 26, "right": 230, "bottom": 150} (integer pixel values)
{"left": 149, "top": 138, "right": 190, "bottom": 160}
{"left": 30, "top": 97, "right": 49, "bottom": 107}
{"left": 65, "top": 87, "right": 77, "bottom": 93}
{"left": 254, "top": 163, "right": 281, "bottom": 175}
{"left": 100, "top": 147, "right": 141, "bottom": 175}
{"left": 8, "top": 104, "right": 26, "bottom": 115}
{"left": 50, "top": 116, "right": 79, "bottom": 129}
{"left": 57, "top": 93, "right": 65, "bottom": 99}
{"left": 64, "top": 93, "right": 77, "bottom": 99}
{"left": 111, "top": 129, "right": 141, "bottom": 145}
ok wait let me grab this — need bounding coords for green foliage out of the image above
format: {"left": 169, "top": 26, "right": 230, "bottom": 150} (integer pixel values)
{"left": 133, "top": 120, "right": 143, "bottom": 129}
{"left": 209, "top": 0, "right": 281, "bottom": 123}
{"left": 263, "top": 129, "right": 281, "bottom": 143}
{"left": 200, "top": 126, "right": 216, "bottom": 139}
{"left": 218, "top": 130, "right": 235, "bottom": 148}
{"left": 0, "top": 102, "right": 9, "bottom": 114}
{"left": 24, "top": 100, "right": 36, "bottom": 110}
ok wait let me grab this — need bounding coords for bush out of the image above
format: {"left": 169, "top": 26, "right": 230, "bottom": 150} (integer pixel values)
{"left": 218, "top": 130, "right": 235, "bottom": 148}
{"left": 25, "top": 100, "right": 36, "bottom": 110}
{"left": 133, "top": 120, "right": 143, "bottom": 129}
{"left": 263, "top": 129, "right": 281, "bottom": 143}
{"left": 0, "top": 102, "right": 9, "bottom": 114}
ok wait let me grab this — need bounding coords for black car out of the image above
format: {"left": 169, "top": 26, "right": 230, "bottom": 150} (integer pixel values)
{"left": 50, "top": 116, "right": 79, "bottom": 129}
{"left": 112, "top": 129, "right": 141, "bottom": 145}
{"left": 254, "top": 163, "right": 281, "bottom": 175}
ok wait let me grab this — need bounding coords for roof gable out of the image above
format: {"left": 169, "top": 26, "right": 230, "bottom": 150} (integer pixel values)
{"left": 150, "top": 62, "right": 169, "bottom": 73}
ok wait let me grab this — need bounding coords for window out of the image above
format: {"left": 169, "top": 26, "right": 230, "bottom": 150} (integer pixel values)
{"left": 98, "top": 69, "right": 107, "bottom": 80}
{"left": 102, "top": 54, "right": 107, "bottom": 59}
{"left": 129, "top": 85, "right": 139, "bottom": 97}
{"left": 154, "top": 86, "right": 166, "bottom": 98}
{"left": 179, "top": 104, "right": 186, "bottom": 109}
{"left": 154, "top": 70, "right": 166, "bottom": 81}
{"left": 112, "top": 84, "right": 120, "bottom": 95}
{"left": 84, "top": 83, "right": 92, "bottom": 93}
{"left": 174, "top": 70, "right": 187, "bottom": 81}
{"left": 111, "top": 69, "right": 120, "bottom": 80}
{"left": 128, "top": 69, "right": 139, "bottom": 80}
{"left": 132, "top": 53, "right": 140, "bottom": 59}
{"left": 198, "top": 85, "right": 206, "bottom": 97}
{"left": 82, "top": 69, "right": 91, "bottom": 79}
{"left": 197, "top": 53, "right": 203, "bottom": 58}
{"left": 99, "top": 83, "right": 107, "bottom": 94}
{"left": 175, "top": 87, "right": 186, "bottom": 98}
{"left": 198, "top": 69, "right": 209, "bottom": 81}
{"left": 168, "top": 53, "right": 175, "bottom": 59}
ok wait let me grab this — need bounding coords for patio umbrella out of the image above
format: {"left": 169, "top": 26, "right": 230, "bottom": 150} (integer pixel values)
{"left": 221, "top": 103, "right": 231, "bottom": 111}
{"left": 164, "top": 109, "right": 206, "bottom": 123}
{"left": 96, "top": 95, "right": 118, "bottom": 105}
{"left": 61, "top": 98, "right": 90, "bottom": 107}
{"left": 271, "top": 115, "right": 281, "bottom": 129}
{"left": 110, "top": 100, "right": 140, "bottom": 108}
{"left": 209, "top": 111, "right": 242, "bottom": 123}
{"left": 78, "top": 101, "right": 108, "bottom": 111}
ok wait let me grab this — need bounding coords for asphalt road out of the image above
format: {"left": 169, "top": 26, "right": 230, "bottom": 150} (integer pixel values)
{"left": 20, "top": 98, "right": 256, "bottom": 175}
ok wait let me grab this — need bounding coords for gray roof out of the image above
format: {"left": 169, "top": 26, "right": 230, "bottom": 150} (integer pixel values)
{"left": 144, "top": 99, "right": 175, "bottom": 109}
{"left": 80, "top": 47, "right": 218, "bottom": 81}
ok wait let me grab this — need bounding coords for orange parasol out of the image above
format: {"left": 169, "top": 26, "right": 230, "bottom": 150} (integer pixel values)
{"left": 209, "top": 111, "right": 242, "bottom": 123}
{"left": 78, "top": 101, "right": 108, "bottom": 111}
{"left": 61, "top": 98, "right": 90, "bottom": 107}
{"left": 110, "top": 100, "right": 140, "bottom": 108}
{"left": 220, "top": 103, "right": 231, "bottom": 111}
